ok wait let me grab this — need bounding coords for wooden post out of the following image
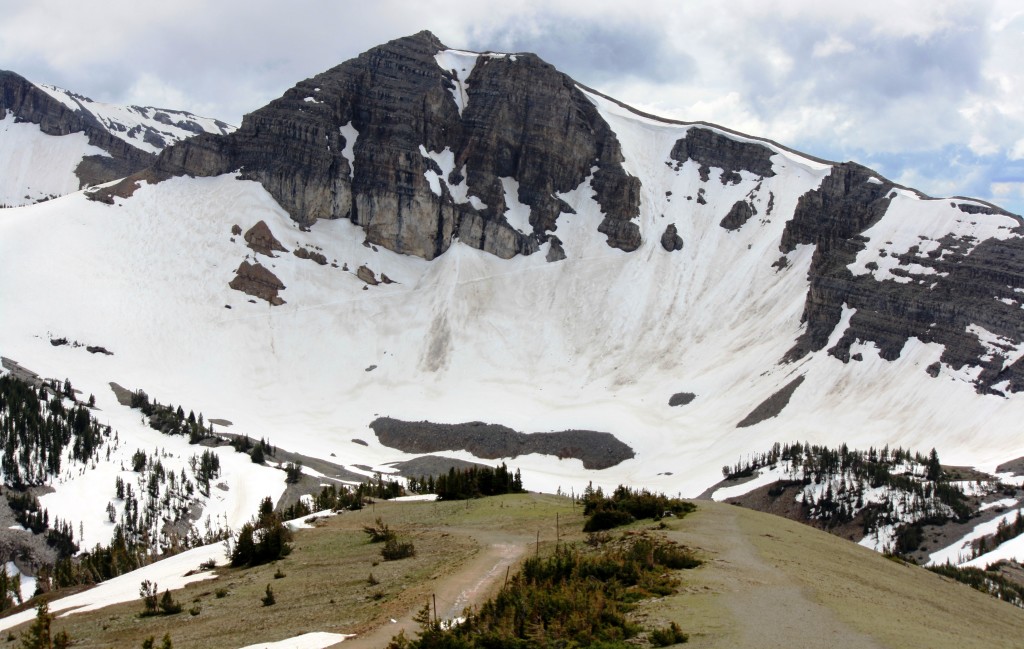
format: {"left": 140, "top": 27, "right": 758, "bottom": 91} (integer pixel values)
{"left": 536, "top": 530, "right": 540, "bottom": 557}
{"left": 433, "top": 593, "right": 438, "bottom": 625}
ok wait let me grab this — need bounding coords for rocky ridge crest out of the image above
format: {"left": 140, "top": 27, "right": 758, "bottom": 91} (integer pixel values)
{"left": 105, "top": 31, "right": 641, "bottom": 260}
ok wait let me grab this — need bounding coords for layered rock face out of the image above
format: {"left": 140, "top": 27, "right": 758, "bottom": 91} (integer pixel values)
{"left": 670, "top": 127, "right": 776, "bottom": 183}
{"left": 0, "top": 70, "right": 155, "bottom": 186}
{"left": 780, "top": 163, "right": 1024, "bottom": 394}
{"left": 145, "top": 31, "right": 641, "bottom": 260}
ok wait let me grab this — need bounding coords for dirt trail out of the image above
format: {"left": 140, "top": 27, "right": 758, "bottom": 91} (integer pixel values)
{"left": 669, "top": 504, "right": 885, "bottom": 649}
{"left": 335, "top": 532, "right": 526, "bottom": 649}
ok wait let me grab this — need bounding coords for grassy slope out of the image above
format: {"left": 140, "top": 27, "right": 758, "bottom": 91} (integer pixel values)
{"left": 649, "top": 502, "right": 1024, "bottom": 648}
{"left": 5, "top": 496, "right": 1024, "bottom": 648}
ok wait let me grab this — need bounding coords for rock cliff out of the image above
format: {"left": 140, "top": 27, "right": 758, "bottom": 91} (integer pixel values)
{"left": 780, "top": 163, "right": 1024, "bottom": 394}
{"left": 123, "top": 31, "right": 641, "bottom": 260}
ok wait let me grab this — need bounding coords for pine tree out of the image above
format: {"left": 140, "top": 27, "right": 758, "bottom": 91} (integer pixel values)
{"left": 926, "top": 448, "right": 941, "bottom": 482}
{"left": 20, "top": 602, "right": 56, "bottom": 649}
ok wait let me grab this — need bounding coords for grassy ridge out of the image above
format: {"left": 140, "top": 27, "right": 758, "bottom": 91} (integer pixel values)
{"left": 5, "top": 496, "right": 1024, "bottom": 648}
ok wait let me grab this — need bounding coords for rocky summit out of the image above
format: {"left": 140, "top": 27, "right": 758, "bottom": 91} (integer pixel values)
{"left": 106, "top": 31, "right": 641, "bottom": 260}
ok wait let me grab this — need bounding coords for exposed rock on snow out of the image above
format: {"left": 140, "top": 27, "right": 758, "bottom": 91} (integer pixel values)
{"left": 660, "top": 223, "right": 684, "bottom": 251}
{"left": 0, "top": 69, "right": 231, "bottom": 195}
{"left": 669, "top": 127, "right": 777, "bottom": 180}
{"left": 229, "top": 261, "right": 286, "bottom": 305}
{"left": 778, "top": 160, "right": 1024, "bottom": 394}
{"left": 356, "top": 265, "right": 379, "bottom": 285}
{"left": 370, "top": 417, "right": 635, "bottom": 470}
{"left": 546, "top": 235, "right": 566, "bottom": 262}
{"left": 736, "top": 375, "right": 806, "bottom": 428}
{"left": 294, "top": 246, "right": 328, "bottom": 265}
{"left": 719, "top": 200, "right": 754, "bottom": 231}
{"left": 243, "top": 220, "right": 288, "bottom": 257}
{"left": 668, "top": 392, "right": 696, "bottom": 407}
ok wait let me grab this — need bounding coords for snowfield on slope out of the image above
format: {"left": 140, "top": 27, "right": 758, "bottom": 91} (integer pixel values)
{"left": 0, "top": 112, "right": 108, "bottom": 206}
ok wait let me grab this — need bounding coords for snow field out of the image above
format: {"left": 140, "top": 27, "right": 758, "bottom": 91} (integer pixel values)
{"left": 0, "top": 541, "right": 225, "bottom": 632}
{"left": 235, "top": 632, "right": 355, "bottom": 649}
{"left": 0, "top": 112, "right": 107, "bottom": 206}
{"left": 929, "top": 507, "right": 1024, "bottom": 567}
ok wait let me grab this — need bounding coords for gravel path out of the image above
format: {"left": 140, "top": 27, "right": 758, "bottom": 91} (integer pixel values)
{"left": 334, "top": 531, "right": 526, "bottom": 649}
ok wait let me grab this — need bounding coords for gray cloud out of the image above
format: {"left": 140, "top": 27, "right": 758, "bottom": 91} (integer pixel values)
{"left": 465, "top": 17, "right": 696, "bottom": 86}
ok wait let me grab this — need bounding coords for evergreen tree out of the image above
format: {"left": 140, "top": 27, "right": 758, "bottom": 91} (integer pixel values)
{"left": 20, "top": 602, "right": 65, "bottom": 649}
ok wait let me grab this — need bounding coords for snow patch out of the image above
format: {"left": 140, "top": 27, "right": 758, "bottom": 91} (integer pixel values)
{"left": 0, "top": 542, "right": 226, "bottom": 631}
{"left": 711, "top": 465, "right": 788, "bottom": 501}
{"left": 339, "top": 122, "right": 358, "bottom": 178}
{"left": 419, "top": 145, "right": 486, "bottom": 210}
{"left": 980, "top": 497, "right": 1019, "bottom": 512}
{"left": 434, "top": 50, "right": 478, "bottom": 116}
{"left": 34, "top": 82, "right": 233, "bottom": 155}
{"left": 849, "top": 195, "right": 1019, "bottom": 279}
{"left": 236, "top": 632, "right": 356, "bottom": 649}
{"left": 968, "top": 324, "right": 1024, "bottom": 370}
{"left": 500, "top": 177, "right": 532, "bottom": 233}
{"left": 929, "top": 508, "right": 1024, "bottom": 566}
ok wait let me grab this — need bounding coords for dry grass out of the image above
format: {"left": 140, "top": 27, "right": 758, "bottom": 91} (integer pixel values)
{"left": 4, "top": 494, "right": 582, "bottom": 648}
{"left": 6, "top": 495, "right": 1024, "bottom": 648}
{"left": 650, "top": 501, "right": 1024, "bottom": 649}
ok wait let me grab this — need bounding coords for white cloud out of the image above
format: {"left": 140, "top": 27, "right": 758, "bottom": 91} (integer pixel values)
{"left": 812, "top": 35, "right": 855, "bottom": 58}
{"left": 1011, "top": 140, "right": 1024, "bottom": 161}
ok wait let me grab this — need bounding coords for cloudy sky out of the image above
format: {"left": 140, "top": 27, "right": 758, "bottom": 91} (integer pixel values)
{"left": 3, "top": 0, "right": 1022, "bottom": 214}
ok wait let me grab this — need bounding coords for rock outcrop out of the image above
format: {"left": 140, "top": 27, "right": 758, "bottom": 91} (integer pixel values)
{"left": 780, "top": 163, "right": 895, "bottom": 361}
{"left": 1, "top": 70, "right": 231, "bottom": 190}
{"left": 118, "top": 31, "right": 642, "bottom": 261}
{"left": 243, "top": 220, "right": 287, "bottom": 257}
{"left": 670, "top": 127, "right": 777, "bottom": 181}
{"left": 356, "top": 265, "right": 379, "bottom": 285}
{"left": 737, "top": 375, "right": 805, "bottom": 427}
{"left": 780, "top": 163, "right": 1024, "bottom": 394}
{"left": 229, "top": 261, "right": 286, "bottom": 305}
{"left": 293, "top": 247, "right": 327, "bottom": 265}
{"left": 668, "top": 392, "right": 695, "bottom": 406}
{"left": 720, "top": 201, "right": 754, "bottom": 231}
{"left": 369, "top": 417, "right": 635, "bottom": 470}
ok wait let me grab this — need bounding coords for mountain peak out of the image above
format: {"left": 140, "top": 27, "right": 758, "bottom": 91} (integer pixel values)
{"left": 402, "top": 29, "right": 447, "bottom": 49}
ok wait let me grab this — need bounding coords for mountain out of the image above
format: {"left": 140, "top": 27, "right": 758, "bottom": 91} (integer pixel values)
{"left": 95, "top": 30, "right": 1024, "bottom": 396}
{"left": 1, "top": 30, "right": 1024, "bottom": 560}
{"left": 0, "top": 69, "right": 233, "bottom": 206}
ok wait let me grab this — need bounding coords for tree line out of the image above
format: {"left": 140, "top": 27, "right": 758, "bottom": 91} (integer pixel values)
{"left": 407, "top": 463, "right": 524, "bottom": 501}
